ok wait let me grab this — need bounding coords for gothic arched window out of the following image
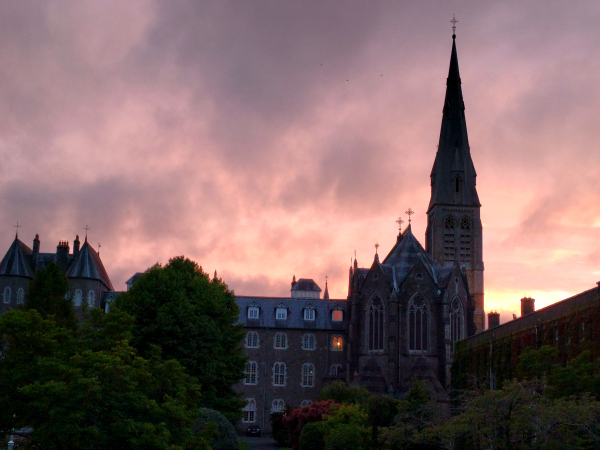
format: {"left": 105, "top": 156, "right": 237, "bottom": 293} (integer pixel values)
{"left": 450, "top": 297, "right": 464, "bottom": 348}
{"left": 16, "top": 288, "right": 24, "bottom": 305}
{"left": 271, "top": 399, "right": 285, "bottom": 413}
{"left": 274, "top": 333, "right": 288, "bottom": 349}
{"left": 443, "top": 216, "right": 456, "bottom": 264}
{"left": 74, "top": 289, "right": 82, "bottom": 306}
{"left": 301, "top": 363, "right": 315, "bottom": 387}
{"left": 245, "top": 361, "right": 258, "bottom": 385}
{"left": 273, "top": 362, "right": 286, "bottom": 386}
{"left": 243, "top": 399, "right": 256, "bottom": 423}
{"left": 302, "top": 333, "right": 316, "bottom": 350}
{"left": 87, "top": 290, "right": 95, "bottom": 307}
{"left": 408, "top": 295, "right": 429, "bottom": 353}
{"left": 3, "top": 287, "right": 11, "bottom": 304}
{"left": 459, "top": 217, "right": 471, "bottom": 261}
{"left": 245, "top": 331, "right": 259, "bottom": 348}
{"left": 369, "top": 296, "right": 384, "bottom": 351}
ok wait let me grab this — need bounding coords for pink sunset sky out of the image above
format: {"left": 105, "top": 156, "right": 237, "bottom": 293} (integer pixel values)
{"left": 1, "top": 1, "right": 599, "bottom": 324}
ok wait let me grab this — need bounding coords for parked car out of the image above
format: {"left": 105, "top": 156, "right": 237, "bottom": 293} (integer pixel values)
{"left": 246, "top": 425, "right": 261, "bottom": 437}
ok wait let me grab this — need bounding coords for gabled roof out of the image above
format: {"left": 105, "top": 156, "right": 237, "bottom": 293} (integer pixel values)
{"left": 0, "top": 237, "right": 34, "bottom": 278}
{"left": 381, "top": 225, "right": 440, "bottom": 287}
{"left": 428, "top": 34, "right": 479, "bottom": 211}
{"left": 66, "top": 240, "right": 114, "bottom": 290}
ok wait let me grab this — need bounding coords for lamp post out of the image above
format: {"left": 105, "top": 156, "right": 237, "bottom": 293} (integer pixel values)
{"left": 7, "top": 437, "right": 14, "bottom": 450}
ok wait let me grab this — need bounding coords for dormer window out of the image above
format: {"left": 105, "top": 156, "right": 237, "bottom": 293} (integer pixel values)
{"left": 276, "top": 302, "right": 288, "bottom": 320}
{"left": 304, "top": 304, "right": 315, "bottom": 321}
{"left": 248, "top": 306, "right": 259, "bottom": 319}
{"left": 332, "top": 310, "right": 343, "bottom": 321}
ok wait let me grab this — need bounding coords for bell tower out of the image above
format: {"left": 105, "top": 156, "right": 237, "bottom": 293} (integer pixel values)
{"left": 425, "top": 31, "right": 484, "bottom": 332}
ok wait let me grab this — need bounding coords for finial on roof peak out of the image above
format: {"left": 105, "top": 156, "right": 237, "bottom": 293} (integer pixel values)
{"left": 83, "top": 225, "right": 91, "bottom": 242}
{"left": 450, "top": 14, "right": 458, "bottom": 38}
{"left": 13, "top": 222, "right": 21, "bottom": 238}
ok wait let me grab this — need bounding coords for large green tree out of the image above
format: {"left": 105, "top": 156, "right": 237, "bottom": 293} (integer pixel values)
{"left": 0, "top": 309, "right": 209, "bottom": 450}
{"left": 23, "top": 262, "right": 77, "bottom": 327}
{"left": 113, "top": 256, "right": 246, "bottom": 421}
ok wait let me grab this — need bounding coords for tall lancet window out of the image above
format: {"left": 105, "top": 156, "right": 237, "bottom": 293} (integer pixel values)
{"left": 450, "top": 297, "right": 464, "bottom": 348}
{"left": 443, "top": 216, "right": 456, "bottom": 264}
{"left": 408, "top": 295, "right": 429, "bottom": 353}
{"left": 369, "top": 296, "right": 384, "bottom": 351}
{"left": 459, "top": 217, "right": 471, "bottom": 261}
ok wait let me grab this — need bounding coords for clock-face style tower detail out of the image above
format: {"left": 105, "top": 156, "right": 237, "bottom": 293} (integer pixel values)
{"left": 425, "top": 33, "right": 485, "bottom": 333}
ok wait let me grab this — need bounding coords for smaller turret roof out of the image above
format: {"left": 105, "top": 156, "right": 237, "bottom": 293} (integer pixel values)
{"left": 0, "top": 237, "right": 34, "bottom": 278}
{"left": 66, "top": 240, "right": 114, "bottom": 290}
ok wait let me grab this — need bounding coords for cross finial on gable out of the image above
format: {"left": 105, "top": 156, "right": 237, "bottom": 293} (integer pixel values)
{"left": 375, "top": 242, "right": 380, "bottom": 254}
{"left": 83, "top": 225, "right": 91, "bottom": 241}
{"left": 13, "top": 222, "right": 21, "bottom": 238}
{"left": 396, "top": 216, "right": 404, "bottom": 231}
{"left": 405, "top": 208, "right": 414, "bottom": 224}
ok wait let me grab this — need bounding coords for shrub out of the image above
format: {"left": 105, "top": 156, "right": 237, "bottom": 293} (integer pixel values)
{"left": 193, "top": 408, "right": 239, "bottom": 450}
{"left": 318, "top": 381, "right": 371, "bottom": 405}
{"left": 299, "top": 421, "right": 326, "bottom": 450}
{"left": 324, "top": 424, "right": 366, "bottom": 450}
{"left": 271, "top": 407, "right": 293, "bottom": 447}
{"left": 283, "top": 400, "right": 338, "bottom": 450}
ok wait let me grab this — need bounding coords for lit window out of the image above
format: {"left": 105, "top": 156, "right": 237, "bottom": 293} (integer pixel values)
{"left": 88, "top": 290, "right": 95, "bottom": 307}
{"left": 332, "top": 336, "right": 343, "bottom": 351}
{"left": 332, "top": 310, "right": 343, "bottom": 321}
{"left": 245, "top": 361, "right": 258, "bottom": 385}
{"left": 74, "top": 289, "right": 82, "bottom": 307}
{"left": 16, "top": 288, "right": 24, "bottom": 305}
{"left": 330, "top": 364, "right": 342, "bottom": 376}
{"left": 3, "top": 287, "right": 11, "bottom": 304}
{"left": 243, "top": 399, "right": 256, "bottom": 423}
{"left": 273, "top": 362, "right": 286, "bottom": 386}
{"left": 271, "top": 399, "right": 285, "bottom": 413}
{"left": 248, "top": 306, "right": 259, "bottom": 319}
{"left": 245, "top": 331, "right": 259, "bottom": 348}
{"left": 408, "top": 295, "right": 429, "bottom": 353}
{"left": 304, "top": 305, "right": 315, "bottom": 321}
{"left": 300, "top": 400, "right": 313, "bottom": 408}
{"left": 301, "top": 363, "right": 315, "bottom": 387}
{"left": 276, "top": 307, "right": 287, "bottom": 320}
{"left": 274, "top": 333, "right": 288, "bottom": 349}
{"left": 302, "top": 334, "right": 316, "bottom": 350}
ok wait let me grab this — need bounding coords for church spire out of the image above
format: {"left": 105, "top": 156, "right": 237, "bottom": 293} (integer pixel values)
{"left": 428, "top": 33, "right": 479, "bottom": 212}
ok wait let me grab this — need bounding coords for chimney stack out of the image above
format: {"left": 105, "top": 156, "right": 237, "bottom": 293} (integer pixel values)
{"left": 56, "top": 240, "right": 70, "bottom": 270}
{"left": 488, "top": 311, "right": 500, "bottom": 329}
{"left": 521, "top": 297, "right": 535, "bottom": 316}
{"left": 73, "top": 235, "right": 80, "bottom": 256}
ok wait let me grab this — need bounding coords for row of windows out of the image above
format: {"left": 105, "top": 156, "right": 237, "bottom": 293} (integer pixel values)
{"left": 2, "top": 287, "right": 98, "bottom": 307}
{"left": 243, "top": 399, "right": 314, "bottom": 423}
{"left": 3, "top": 287, "right": 24, "bottom": 304}
{"left": 245, "top": 331, "right": 343, "bottom": 351}
{"left": 247, "top": 305, "right": 343, "bottom": 321}
{"left": 245, "top": 362, "right": 336, "bottom": 387}
{"left": 366, "top": 295, "right": 464, "bottom": 354}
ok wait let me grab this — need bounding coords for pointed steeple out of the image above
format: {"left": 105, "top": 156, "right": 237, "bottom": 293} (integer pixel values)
{"left": 323, "top": 277, "right": 329, "bottom": 300}
{"left": 428, "top": 34, "right": 480, "bottom": 211}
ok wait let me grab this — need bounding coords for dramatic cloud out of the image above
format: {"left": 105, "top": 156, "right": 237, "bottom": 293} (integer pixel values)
{"left": 0, "top": 1, "right": 599, "bottom": 323}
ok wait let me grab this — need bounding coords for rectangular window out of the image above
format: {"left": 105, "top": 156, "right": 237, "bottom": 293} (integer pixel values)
{"left": 332, "top": 310, "right": 343, "bottom": 321}
{"left": 248, "top": 307, "right": 259, "bottom": 319}
{"left": 276, "top": 307, "right": 287, "bottom": 320}
{"left": 304, "top": 309, "right": 315, "bottom": 321}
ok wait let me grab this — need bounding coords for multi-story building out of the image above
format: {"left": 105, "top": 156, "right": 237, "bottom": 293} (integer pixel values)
{"left": 234, "top": 277, "right": 346, "bottom": 432}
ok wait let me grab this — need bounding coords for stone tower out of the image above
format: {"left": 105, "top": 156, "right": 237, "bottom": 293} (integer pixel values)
{"left": 425, "top": 34, "right": 484, "bottom": 333}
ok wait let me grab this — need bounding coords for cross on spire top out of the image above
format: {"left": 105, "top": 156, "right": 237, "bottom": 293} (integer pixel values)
{"left": 375, "top": 242, "right": 380, "bottom": 254}
{"left": 13, "top": 222, "right": 21, "bottom": 238}
{"left": 405, "top": 208, "right": 414, "bottom": 224}
{"left": 83, "top": 225, "right": 91, "bottom": 241}
{"left": 450, "top": 15, "right": 458, "bottom": 37}
{"left": 396, "top": 216, "right": 404, "bottom": 231}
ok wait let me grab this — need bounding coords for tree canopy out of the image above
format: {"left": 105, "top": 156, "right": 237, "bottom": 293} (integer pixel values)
{"left": 113, "top": 256, "right": 247, "bottom": 421}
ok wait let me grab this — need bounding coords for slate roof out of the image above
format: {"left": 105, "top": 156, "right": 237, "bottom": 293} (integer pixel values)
{"left": 292, "top": 278, "right": 322, "bottom": 292}
{"left": 428, "top": 35, "right": 480, "bottom": 211}
{"left": 0, "top": 237, "right": 34, "bottom": 278}
{"left": 236, "top": 296, "right": 346, "bottom": 330}
{"left": 66, "top": 240, "right": 114, "bottom": 290}
{"left": 381, "top": 225, "right": 443, "bottom": 288}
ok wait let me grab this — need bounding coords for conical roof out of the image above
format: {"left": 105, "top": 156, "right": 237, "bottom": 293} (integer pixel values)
{"left": 0, "top": 237, "right": 34, "bottom": 278}
{"left": 66, "top": 240, "right": 113, "bottom": 290}
{"left": 428, "top": 35, "right": 480, "bottom": 211}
